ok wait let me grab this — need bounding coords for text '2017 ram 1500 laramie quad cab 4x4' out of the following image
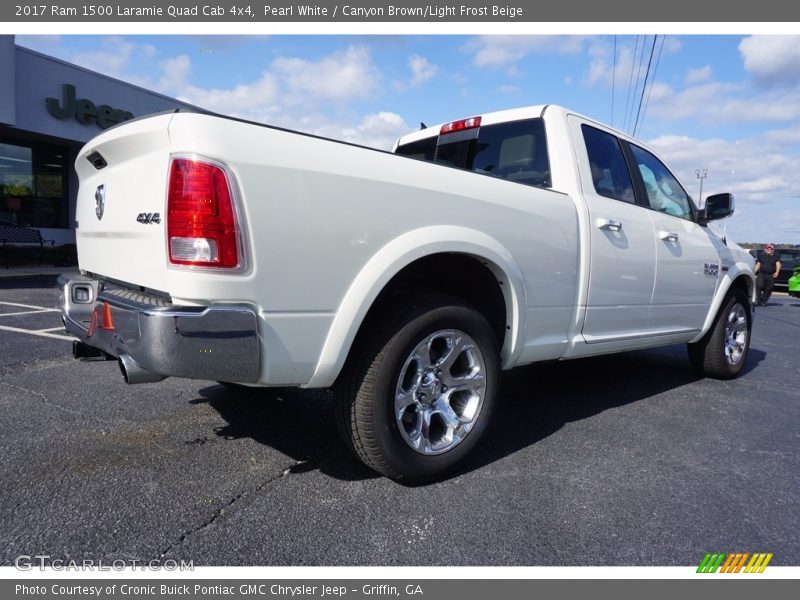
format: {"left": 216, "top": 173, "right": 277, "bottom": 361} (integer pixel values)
{"left": 59, "top": 105, "right": 756, "bottom": 481}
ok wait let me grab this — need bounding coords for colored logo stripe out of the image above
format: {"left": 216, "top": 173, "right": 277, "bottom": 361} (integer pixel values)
{"left": 745, "top": 553, "right": 773, "bottom": 573}
{"left": 697, "top": 552, "right": 773, "bottom": 573}
{"left": 697, "top": 553, "right": 725, "bottom": 573}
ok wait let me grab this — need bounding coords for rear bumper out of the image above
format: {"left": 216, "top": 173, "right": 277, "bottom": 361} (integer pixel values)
{"left": 58, "top": 274, "right": 260, "bottom": 383}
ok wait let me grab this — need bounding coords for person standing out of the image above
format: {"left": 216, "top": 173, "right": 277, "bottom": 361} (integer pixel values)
{"left": 755, "top": 243, "right": 781, "bottom": 306}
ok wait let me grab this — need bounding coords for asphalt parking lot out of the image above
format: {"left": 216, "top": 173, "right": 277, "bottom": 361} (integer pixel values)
{"left": 1, "top": 275, "right": 798, "bottom": 567}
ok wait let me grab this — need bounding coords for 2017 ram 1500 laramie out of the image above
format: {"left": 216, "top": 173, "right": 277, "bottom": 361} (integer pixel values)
{"left": 59, "top": 105, "right": 755, "bottom": 481}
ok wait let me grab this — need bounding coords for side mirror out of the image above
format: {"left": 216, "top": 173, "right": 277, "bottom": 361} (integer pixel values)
{"left": 701, "top": 193, "right": 734, "bottom": 224}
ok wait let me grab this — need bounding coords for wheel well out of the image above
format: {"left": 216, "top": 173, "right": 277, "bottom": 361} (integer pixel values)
{"left": 358, "top": 253, "right": 509, "bottom": 348}
{"left": 730, "top": 274, "right": 753, "bottom": 301}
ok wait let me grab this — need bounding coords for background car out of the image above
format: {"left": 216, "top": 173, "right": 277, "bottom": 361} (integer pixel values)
{"left": 752, "top": 248, "right": 800, "bottom": 290}
{"left": 789, "top": 266, "right": 800, "bottom": 298}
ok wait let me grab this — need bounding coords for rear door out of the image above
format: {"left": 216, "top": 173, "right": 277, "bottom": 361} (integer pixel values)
{"left": 569, "top": 117, "right": 657, "bottom": 343}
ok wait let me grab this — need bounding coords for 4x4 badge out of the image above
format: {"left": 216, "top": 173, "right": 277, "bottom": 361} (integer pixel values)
{"left": 95, "top": 185, "right": 105, "bottom": 221}
{"left": 136, "top": 212, "right": 161, "bottom": 224}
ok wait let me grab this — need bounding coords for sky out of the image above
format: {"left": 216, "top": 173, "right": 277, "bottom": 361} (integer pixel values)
{"left": 15, "top": 34, "right": 800, "bottom": 245}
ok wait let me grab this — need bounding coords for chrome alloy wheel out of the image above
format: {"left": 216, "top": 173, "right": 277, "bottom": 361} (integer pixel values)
{"left": 724, "top": 303, "right": 748, "bottom": 366}
{"left": 394, "top": 329, "right": 487, "bottom": 455}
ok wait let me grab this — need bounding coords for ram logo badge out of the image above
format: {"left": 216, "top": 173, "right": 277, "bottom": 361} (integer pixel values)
{"left": 136, "top": 212, "right": 161, "bottom": 224}
{"left": 94, "top": 185, "right": 105, "bottom": 221}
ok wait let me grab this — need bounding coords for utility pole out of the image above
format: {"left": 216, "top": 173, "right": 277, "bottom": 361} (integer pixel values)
{"left": 695, "top": 169, "right": 708, "bottom": 205}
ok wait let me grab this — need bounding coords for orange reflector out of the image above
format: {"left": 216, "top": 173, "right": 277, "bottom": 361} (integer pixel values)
{"left": 100, "top": 302, "right": 115, "bottom": 331}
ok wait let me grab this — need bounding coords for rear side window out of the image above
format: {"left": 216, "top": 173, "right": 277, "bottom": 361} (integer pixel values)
{"left": 581, "top": 124, "right": 635, "bottom": 204}
{"left": 395, "top": 137, "right": 436, "bottom": 161}
{"left": 395, "top": 118, "right": 551, "bottom": 189}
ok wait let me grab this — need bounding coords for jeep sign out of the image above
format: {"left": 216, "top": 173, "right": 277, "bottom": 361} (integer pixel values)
{"left": 46, "top": 84, "right": 134, "bottom": 129}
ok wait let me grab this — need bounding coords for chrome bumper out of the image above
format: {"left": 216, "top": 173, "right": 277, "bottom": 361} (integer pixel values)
{"left": 58, "top": 274, "right": 260, "bottom": 383}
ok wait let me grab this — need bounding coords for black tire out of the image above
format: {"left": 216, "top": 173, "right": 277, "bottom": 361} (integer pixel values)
{"left": 688, "top": 289, "right": 751, "bottom": 379}
{"left": 335, "top": 294, "right": 500, "bottom": 482}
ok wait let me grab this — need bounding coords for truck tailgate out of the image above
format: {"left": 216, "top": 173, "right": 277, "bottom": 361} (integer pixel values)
{"left": 74, "top": 113, "right": 174, "bottom": 292}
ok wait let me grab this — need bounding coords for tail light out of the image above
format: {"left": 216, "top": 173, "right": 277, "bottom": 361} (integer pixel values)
{"left": 167, "top": 157, "right": 241, "bottom": 268}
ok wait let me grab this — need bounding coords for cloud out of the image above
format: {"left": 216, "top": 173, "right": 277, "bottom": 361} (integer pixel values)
{"left": 394, "top": 54, "right": 438, "bottom": 90}
{"left": 585, "top": 38, "right": 636, "bottom": 87}
{"left": 648, "top": 130, "right": 800, "bottom": 204}
{"left": 739, "top": 35, "right": 800, "bottom": 86}
{"left": 685, "top": 65, "right": 712, "bottom": 85}
{"left": 154, "top": 46, "right": 404, "bottom": 149}
{"left": 159, "top": 45, "right": 381, "bottom": 128}
{"left": 14, "top": 35, "right": 63, "bottom": 55}
{"left": 177, "top": 73, "right": 280, "bottom": 121}
{"left": 158, "top": 54, "right": 191, "bottom": 91}
{"left": 407, "top": 54, "right": 438, "bottom": 87}
{"left": 649, "top": 129, "right": 800, "bottom": 242}
{"left": 338, "top": 112, "right": 411, "bottom": 149}
{"left": 464, "top": 35, "right": 589, "bottom": 69}
{"left": 584, "top": 36, "right": 679, "bottom": 89}
{"left": 270, "top": 45, "right": 379, "bottom": 105}
{"left": 645, "top": 80, "right": 800, "bottom": 124}
{"left": 662, "top": 37, "right": 683, "bottom": 54}
{"left": 763, "top": 123, "right": 800, "bottom": 145}
{"left": 69, "top": 37, "right": 140, "bottom": 78}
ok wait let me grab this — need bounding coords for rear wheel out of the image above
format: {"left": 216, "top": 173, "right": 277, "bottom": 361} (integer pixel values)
{"left": 336, "top": 295, "right": 499, "bottom": 482}
{"left": 688, "top": 289, "right": 751, "bottom": 379}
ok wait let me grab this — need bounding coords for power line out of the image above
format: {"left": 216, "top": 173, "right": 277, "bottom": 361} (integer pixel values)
{"left": 611, "top": 35, "right": 617, "bottom": 127}
{"left": 629, "top": 35, "right": 649, "bottom": 134}
{"left": 632, "top": 35, "right": 658, "bottom": 137}
{"left": 623, "top": 35, "right": 639, "bottom": 134}
{"left": 636, "top": 35, "right": 666, "bottom": 138}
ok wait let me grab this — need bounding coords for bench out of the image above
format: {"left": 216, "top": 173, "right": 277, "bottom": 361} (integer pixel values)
{"left": 0, "top": 225, "right": 56, "bottom": 268}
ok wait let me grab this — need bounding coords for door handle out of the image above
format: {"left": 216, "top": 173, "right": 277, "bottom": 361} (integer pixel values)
{"left": 659, "top": 231, "right": 679, "bottom": 242}
{"left": 596, "top": 218, "right": 623, "bottom": 232}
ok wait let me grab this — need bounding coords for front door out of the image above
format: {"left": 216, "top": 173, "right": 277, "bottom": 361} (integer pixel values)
{"left": 627, "top": 143, "right": 720, "bottom": 334}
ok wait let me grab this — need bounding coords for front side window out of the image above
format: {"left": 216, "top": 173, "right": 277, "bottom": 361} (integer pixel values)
{"left": 629, "top": 144, "right": 694, "bottom": 221}
{"left": 581, "top": 125, "right": 635, "bottom": 203}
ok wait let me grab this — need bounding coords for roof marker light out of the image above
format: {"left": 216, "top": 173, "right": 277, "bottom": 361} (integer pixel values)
{"left": 440, "top": 116, "right": 482, "bottom": 135}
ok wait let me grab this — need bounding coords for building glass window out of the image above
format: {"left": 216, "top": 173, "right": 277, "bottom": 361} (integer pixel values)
{"left": 0, "top": 140, "right": 68, "bottom": 228}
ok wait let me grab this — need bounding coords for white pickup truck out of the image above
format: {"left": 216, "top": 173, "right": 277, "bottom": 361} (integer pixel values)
{"left": 59, "top": 105, "right": 755, "bottom": 481}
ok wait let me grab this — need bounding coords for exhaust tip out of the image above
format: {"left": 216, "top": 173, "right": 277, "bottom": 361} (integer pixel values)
{"left": 118, "top": 354, "right": 167, "bottom": 384}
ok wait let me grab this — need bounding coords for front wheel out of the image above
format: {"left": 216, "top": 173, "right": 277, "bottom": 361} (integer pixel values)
{"left": 688, "top": 289, "right": 752, "bottom": 379}
{"left": 336, "top": 295, "right": 499, "bottom": 482}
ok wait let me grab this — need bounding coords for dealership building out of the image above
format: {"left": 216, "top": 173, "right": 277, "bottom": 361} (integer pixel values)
{"left": 0, "top": 35, "right": 197, "bottom": 247}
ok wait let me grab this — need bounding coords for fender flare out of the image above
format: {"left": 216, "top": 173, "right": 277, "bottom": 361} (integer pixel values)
{"left": 304, "top": 225, "right": 527, "bottom": 388}
{"left": 691, "top": 261, "right": 755, "bottom": 343}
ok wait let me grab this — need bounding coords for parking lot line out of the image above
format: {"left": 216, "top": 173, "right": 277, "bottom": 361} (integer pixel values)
{"left": 0, "top": 300, "right": 60, "bottom": 312}
{"left": 0, "top": 324, "right": 75, "bottom": 341}
{"left": 36, "top": 326, "right": 69, "bottom": 333}
{"left": 0, "top": 309, "right": 55, "bottom": 317}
